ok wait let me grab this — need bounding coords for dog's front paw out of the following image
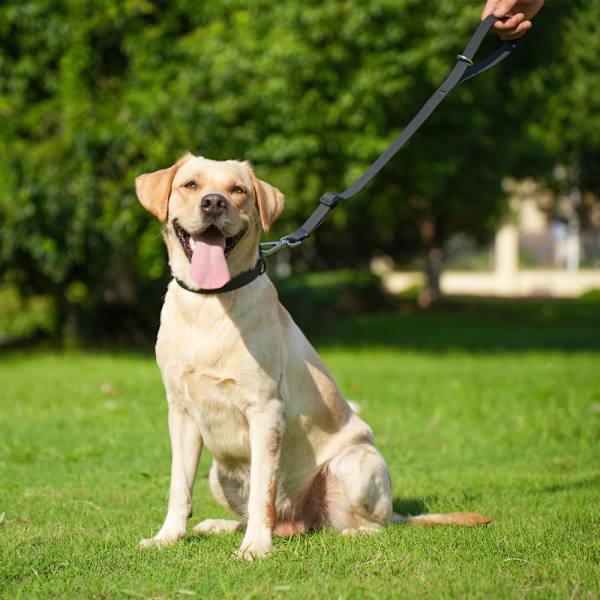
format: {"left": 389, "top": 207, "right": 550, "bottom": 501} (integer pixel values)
{"left": 235, "top": 536, "right": 272, "bottom": 561}
{"left": 139, "top": 529, "right": 185, "bottom": 549}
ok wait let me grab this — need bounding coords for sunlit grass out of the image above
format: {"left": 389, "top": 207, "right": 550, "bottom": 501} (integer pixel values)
{"left": 1, "top": 304, "right": 599, "bottom": 598}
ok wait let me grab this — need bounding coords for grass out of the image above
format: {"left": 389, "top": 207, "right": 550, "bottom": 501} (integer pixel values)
{"left": 1, "top": 300, "right": 599, "bottom": 598}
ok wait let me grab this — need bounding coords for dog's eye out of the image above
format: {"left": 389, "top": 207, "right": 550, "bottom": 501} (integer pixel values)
{"left": 231, "top": 186, "right": 245, "bottom": 195}
{"left": 184, "top": 181, "right": 198, "bottom": 190}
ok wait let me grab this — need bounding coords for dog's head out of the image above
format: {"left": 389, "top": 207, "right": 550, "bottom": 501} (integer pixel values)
{"left": 135, "top": 154, "right": 284, "bottom": 290}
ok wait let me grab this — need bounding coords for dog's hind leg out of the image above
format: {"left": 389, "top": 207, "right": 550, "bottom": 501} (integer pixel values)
{"left": 192, "top": 461, "right": 247, "bottom": 535}
{"left": 193, "top": 519, "right": 244, "bottom": 535}
{"left": 325, "top": 443, "right": 393, "bottom": 536}
{"left": 325, "top": 444, "right": 491, "bottom": 532}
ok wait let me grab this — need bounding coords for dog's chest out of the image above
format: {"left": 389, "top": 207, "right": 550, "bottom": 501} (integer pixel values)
{"left": 192, "top": 388, "right": 251, "bottom": 464}
{"left": 156, "top": 298, "right": 279, "bottom": 463}
{"left": 158, "top": 345, "right": 254, "bottom": 462}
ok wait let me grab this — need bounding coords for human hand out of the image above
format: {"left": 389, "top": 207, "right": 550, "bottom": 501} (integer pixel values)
{"left": 481, "top": 0, "right": 544, "bottom": 40}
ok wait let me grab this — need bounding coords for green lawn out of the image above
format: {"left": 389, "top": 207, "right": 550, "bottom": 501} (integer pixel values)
{"left": 1, "top": 302, "right": 599, "bottom": 598}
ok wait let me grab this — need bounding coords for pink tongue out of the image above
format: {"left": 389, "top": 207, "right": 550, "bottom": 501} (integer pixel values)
{"left": 191, "top": 228, "right": 231, "bottom": 290}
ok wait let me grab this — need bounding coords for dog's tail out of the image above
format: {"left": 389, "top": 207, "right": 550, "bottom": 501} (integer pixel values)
{"left": 392, "top": 511, "right": 492, "bottom": 527}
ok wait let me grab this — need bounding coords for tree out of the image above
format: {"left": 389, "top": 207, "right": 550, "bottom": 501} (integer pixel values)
{"left": 0, "top": 0, "right": 594, "bottom": 339}
{"left": 517, "top": 0, "right": 600, "bottom": 198}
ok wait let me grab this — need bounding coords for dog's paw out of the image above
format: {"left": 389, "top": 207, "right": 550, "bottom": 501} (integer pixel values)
{"left": 235, "top": 536, "right": 272, "bottom": 561}
{"left": 139, "top": 530, "right": 185, "bottom": 548}
{"left": 341, "top": 525, "right": 383, "bottom": 537}
{"left": 193, "top": 519, "right": 242, "bottom": 535}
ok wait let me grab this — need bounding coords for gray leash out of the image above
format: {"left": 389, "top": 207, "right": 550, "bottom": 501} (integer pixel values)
{"left": 260, "top": 15, "right": 517, "bottom": 257}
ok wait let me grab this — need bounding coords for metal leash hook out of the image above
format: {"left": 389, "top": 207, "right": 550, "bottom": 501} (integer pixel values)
{"left": 260, "top": 237, "right": 302, "bottom": 257}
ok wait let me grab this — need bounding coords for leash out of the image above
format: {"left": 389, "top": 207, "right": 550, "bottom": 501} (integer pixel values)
{"left": 176, "top": 15, "right": 516, "bottom": 295}
{"left": 260, "top": 15, "right": 517, "bottom": 257}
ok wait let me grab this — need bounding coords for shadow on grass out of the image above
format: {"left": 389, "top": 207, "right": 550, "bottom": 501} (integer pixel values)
{"left": 310, "top": 298, "right": 600, "bottom": 353}
{"left": 178, "top": 497, "right": 432, "bottom": 542}
{"left": 3, "top": 298, "right": 600, "bottom": 357}
{"left": 392, "top": 497, "right": 430, "bottom": 516}
{"left": 533, "top": 474, "right": 600, "bottom": 495}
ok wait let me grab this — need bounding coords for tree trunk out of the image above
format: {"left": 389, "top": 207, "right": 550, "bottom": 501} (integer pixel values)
{"left": 54, "top": 286, "right": 80, "bottom": 346}
{"left": 420, "top": 247, "right": 443, "bottom": 308}
{"left": 63, "top": 303, "right": 80, "bottom": 342}
{"left": 417, "top": 214, "right": 443, "bottom": 308}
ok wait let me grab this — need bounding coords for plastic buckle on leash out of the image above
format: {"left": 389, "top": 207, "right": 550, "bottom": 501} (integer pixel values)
{"left": 319, "top": 191, "right": 342, "bottom": 208}
{"left": 259, "top": 237, "right": 302, "bottom": 257}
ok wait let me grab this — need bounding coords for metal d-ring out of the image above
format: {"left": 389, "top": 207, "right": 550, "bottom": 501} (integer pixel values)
{"left": 457, "top": 54, "right": 475, "bottom": 67}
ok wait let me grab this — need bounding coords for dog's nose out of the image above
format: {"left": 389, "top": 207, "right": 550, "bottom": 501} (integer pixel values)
{"left": 201, "top": 193, "right": 227, "bottom": 216}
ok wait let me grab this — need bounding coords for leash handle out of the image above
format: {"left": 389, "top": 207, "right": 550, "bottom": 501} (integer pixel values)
{"left": 260, "top": 15, "right": 517, "bottom": 256}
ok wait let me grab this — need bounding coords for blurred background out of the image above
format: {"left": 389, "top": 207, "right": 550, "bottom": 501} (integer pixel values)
{"left": 1, "top": 0, "right": 599, "bottom": 347}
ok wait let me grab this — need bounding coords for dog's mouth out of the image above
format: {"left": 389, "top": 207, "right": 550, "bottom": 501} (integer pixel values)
{"left": 173, "top": 221, "right": 247, "bottom": 290}
{"left": 173, "top": 222, "right": 246, "bottom": 260}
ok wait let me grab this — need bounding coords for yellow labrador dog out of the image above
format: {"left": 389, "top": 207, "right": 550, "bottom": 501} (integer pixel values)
{"left": 135, "top": 153, "right": 490, "bottom": 560}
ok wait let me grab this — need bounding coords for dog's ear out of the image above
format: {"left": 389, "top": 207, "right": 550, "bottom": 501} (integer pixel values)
{"left": 246, "top": 163, "right": 285, "bottom": 231}
{"left": 135, "top": 152, "right": 193, "bottom": 222}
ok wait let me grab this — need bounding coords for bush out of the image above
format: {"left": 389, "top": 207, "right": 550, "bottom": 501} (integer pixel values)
{"left": 275, "top": 269, "right": 395, "bottom": 333}
{"left": 579, "top": 289, "right": 600, "bottom": 303}
{"left": 0, "top": 286, "right": 55, "bottom": 345}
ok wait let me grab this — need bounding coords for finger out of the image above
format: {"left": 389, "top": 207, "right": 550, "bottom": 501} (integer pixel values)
{"left": 499, "top": 20, "right": 532, "bottom": 40}
{"left": 481, "top": 0, "right": 499, "bottom": 19}
{"left": 492, "top": 0, "right": 518, "bottom": 18}
{"left": 498, "top": 12, "right": 525, "bottom": 30}
{"left": 494, "top": 12, "right": 524, "bottom": 35}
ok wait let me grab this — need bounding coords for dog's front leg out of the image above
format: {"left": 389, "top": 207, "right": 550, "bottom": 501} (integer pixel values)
{"left": 140, "top": 405, "right": 202, "bottom": 547}
{"left": 236, "top": 400, "right": 283, "bottom": 561}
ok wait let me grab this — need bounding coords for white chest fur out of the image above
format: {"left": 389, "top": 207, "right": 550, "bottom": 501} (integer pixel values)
{"left": 155, "top": 279, "right": 283, "bottom": 465}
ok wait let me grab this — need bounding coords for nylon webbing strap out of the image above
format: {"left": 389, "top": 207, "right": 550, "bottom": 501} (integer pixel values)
{"left": 262, "top": 15, "right": 516, "bottom": 251}
{"left": 175, "top": 256, "right": 266, "bottom": 294}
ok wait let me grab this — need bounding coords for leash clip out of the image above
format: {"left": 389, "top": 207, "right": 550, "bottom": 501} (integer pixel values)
{"left": 259, "top": 237, "right": 302, "bottom": 257}
{"left": 456, "top": 54, "right": 475, "bottom": 67}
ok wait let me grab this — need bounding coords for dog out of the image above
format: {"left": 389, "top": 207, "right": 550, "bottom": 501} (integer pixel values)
{"left": 135, "top": 153, "right": 491, "bottom": 560}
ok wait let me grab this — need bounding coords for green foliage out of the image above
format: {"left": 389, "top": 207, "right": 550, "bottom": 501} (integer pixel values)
{"left": 396, "top": 283, "right": 422, "bottom": 302}
{"left": 579, "top": 288, "right": 600, "bottom": 303}
{"left": 0, "top": 285, "right": 54, "bottom": 343}
{"left": 1, "top": 306, "right": 599, "bottom": 597}
{"left": 0, "top": 0, "right": 597, "bottom": 339}
{"left": 519, "top": 0, "right": 600, "bottom": 195}
{"left": 276, "top": 269, "right": 395, "bottom": 332}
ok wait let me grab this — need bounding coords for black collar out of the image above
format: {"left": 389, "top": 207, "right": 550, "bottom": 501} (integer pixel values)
{"left": 174, "top": 257, "right": 266, "bottom": 295}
